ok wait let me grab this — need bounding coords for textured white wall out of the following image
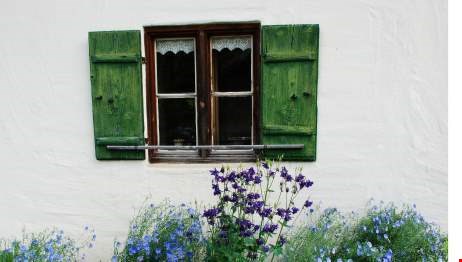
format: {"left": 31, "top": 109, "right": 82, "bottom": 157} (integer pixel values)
{"left": 0, "top": 0, "right": 447, "bottom": 260}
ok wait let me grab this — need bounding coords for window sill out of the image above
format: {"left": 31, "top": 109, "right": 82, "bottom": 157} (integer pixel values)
{"left": 148, "top": 150, "right": 257, "bottom": 163}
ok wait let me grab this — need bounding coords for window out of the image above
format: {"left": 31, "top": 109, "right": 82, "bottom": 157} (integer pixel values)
{"left": 144, "top": 23, "right": 261, "bottom": 162}
{"left": 88, "top": 23, "right": 319, "bottom": 162}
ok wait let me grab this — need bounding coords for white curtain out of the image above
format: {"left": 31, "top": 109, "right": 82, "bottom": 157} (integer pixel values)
{"left": 156, "top": 39, "right": 195, "bottom": 55}
{"left": 212, "top": 36, "right": 251, "bottom": 51}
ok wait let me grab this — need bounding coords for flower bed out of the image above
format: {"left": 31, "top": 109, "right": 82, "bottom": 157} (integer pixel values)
{"left": 0, "top": 162, "right": 447, "bottom": 261}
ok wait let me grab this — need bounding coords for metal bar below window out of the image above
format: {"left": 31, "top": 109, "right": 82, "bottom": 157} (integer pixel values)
{"left": 156, "top": 93, "right": 196, "bottom": 99}
{"left": 212, "top": 91, "right": 253, "bottom": 97}
{"left": 106, "top": 144, "right": 304, "bottom": 151}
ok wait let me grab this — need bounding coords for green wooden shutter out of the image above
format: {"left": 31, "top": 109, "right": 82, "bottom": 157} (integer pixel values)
{"left": 88, "top": 30, "right": 145, "bottom": 160}
{"left": 261, "top": 24, "right": 319, "bottom": 161}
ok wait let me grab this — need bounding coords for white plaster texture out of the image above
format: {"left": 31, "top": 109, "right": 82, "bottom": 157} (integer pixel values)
{"left": 0, "top": 0, "right": 447, "bottom": 260}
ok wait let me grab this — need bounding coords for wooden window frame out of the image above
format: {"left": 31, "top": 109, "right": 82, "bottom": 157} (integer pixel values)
{"left": 144, "top": 22, "right": 261, "bottom": 163}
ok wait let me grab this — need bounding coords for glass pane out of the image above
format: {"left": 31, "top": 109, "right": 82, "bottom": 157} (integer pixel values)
{"left": 212, "top": 49, "right": 251, "bottom": 92}
{"left": 158, "top": 98, "right": 196, "bottom": 146}
{"left": 156, "top": 39, "right": 195, "bottom": 93}
{"left": 213, "top": 96, "right": 252, "bottom": 145}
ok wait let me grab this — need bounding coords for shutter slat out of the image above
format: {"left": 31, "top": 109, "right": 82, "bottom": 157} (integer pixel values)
{"left": 262, "top": 53, "right": 316, "bottom": 62}
{"left": 95, "top": 137, "right": 145, "bottom": 146}
{"left": 91, "top": 54, "right": 141, "bottom": 63}
{"left": 89, "top": 30, "right": 145, "bottom": 160}
{"left": 261, "top": 24, "right": 319, "bottom": 161}
{"left": 262, "top": 125, "right": 315, "bottom": 136}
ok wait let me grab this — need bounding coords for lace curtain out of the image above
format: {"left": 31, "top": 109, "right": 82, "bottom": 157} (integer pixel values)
{"left": 156, "top": 39, "right": 195, "bottom": 55}
{"left": 212, "top": 36, "right": 251, "bottom": 51}
{"left": 155, "top": 36, "right": 252, "bottom": 54}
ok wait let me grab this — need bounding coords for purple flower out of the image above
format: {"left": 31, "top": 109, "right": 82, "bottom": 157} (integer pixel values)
{"left": 238, "top": 219, "right": 254, "bottom": 231}
{"left": 227, "top": 171, "right": 237, "bottom": 182}
{"left": 278, "top": 235, "right": 287, "bottom": 246}
{"left": 203, "top": 208, "right": 221, "bottom": 218}
{"left": 244, "top": 206, "right": 255, "bottom": 214}
{"left": 254, "top": 176, "right": 262, "bottom": 184}
{"left": 304, "top": 200, "right": 313, "bottom": 208}
{"left": 285, "top": 174, "right": 293, "bottom": 182}
{"left": 210, "top": 168, "right": 220, "bottom": 176}
{"left": 230, "top": 193, "right": 239, "bottom": 202}
{"left": 304, "top": 180, "right": 314, "bottom": 188}
{"left": 240, "top": 230, "right": 253, "bottom": 237}
{"left": 212, "top": 184, "right": 221, "bottom": 195}
{"left": 248, "top": 167, "right": 256, "bottom": 176}
{"left": 256, "top": 238, "right": 264, "bottom": 245}
{"left": 252, "top": 201, "right": 264, "bottom": 210}
{"left": 269, "top": 170, "right": 276, "bottom": 177}
{"left": 295, "top": 174, "right": 305, "bottom": 183}
{"left": 262, "top": 162, "right": 269, "bottom": 169}
{"left": 262, "top": 245, "right": 270, "bottom": 252}
{"left": 281, "top": 167, "right": 288, "bottom": 178}
{"left": 238, "top": 187, "right": 246, "bottom": 193}
{"left": 247, "top": 193, "right": 260, "bottom": 200}
{"left": 276, "top": 208, "right": 286, "bottom": 217}
{"left": 259, "top": 207, "right": 272, "bottom": 217}
{"left": 262, "top": 223, "right": 278, "bottom": 233}
{"left": 291, "top": 207, "right": 299, "bottom": 214}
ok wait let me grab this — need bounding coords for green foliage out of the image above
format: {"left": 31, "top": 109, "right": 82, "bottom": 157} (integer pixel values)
{"left": 112, "top": 200, "right": 205, "bottom": 262}
{"left": 284, "top": 202, "right": 448, "bottom": 262}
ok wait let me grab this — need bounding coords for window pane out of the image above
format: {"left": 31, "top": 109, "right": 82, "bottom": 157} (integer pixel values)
{"left": 158, "top": 98, "right": 196, "bottom": 145}
{"left": 212, "top": 49, "right": 251, "bottom": 92}
{"left": 213, "top": 96, "right": 252, "bottom": 145}
{"left": 156, "top": 39, "right": 195, "bottom": 93}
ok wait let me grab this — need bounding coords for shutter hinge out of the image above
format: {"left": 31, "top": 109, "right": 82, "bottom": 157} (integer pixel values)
{"left": 141, "top": 57, "right": 146, "bottom": 64}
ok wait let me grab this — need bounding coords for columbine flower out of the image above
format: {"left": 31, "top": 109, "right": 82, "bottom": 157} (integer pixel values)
{"left": 254, "top": 175, "right": 262, "bottom": 184}
{"left": 295, "top": 174, "right": 305, "bottom": 182}
{"left": 304, "top": 200, "right": 313, "bottom": 208}
{"left": 281, "top": 167, "right": 288, "bottom": 178}
{"left": 262, "top": 223, "right": 278, "bottom": 233}
{"left": 304, "top": 180, "right": 314, "bottom": 188}
{"left": 278, "top": 235, "right": 287, "bottom": 246}
{"left": 203, "top": 208, "right": 221, "bottom": 218}
{"left": 212, "top": 183, "right": 221, "bottom": 195}
{"left": 259, "top": 207, "right": 272, "bottom": 218}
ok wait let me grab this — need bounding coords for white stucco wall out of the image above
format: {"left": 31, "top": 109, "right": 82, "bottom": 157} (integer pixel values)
{"left": 0, "top": 0, "right": 447, "bottom": 260}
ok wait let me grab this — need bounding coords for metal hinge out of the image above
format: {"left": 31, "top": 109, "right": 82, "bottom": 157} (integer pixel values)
{"left": 141, "top": 57, "right": 146, "bottom": 64}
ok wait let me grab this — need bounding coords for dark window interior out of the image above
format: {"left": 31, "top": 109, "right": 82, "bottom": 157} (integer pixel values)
{"left": 212, "top": 49, "right": 251, "bottom": 92}
{"left": 157, "top": 52, "right": 195, "bottom": 93}
{"left": 158, "top": 98, "right": 196, "bottom": 145}
{"left": 214, "top": 96, "right": 252, "bottom": 145}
